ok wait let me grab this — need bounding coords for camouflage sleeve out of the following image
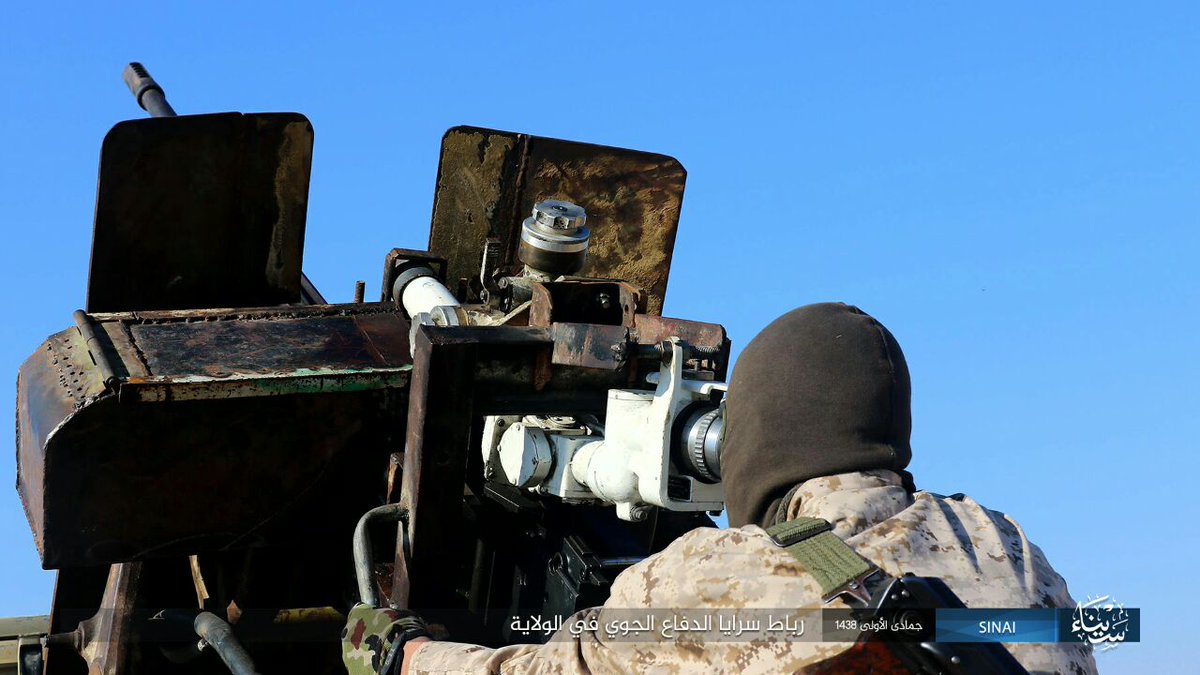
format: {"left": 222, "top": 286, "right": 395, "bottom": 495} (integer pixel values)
{"left": 406, "top": 640, "right": 542, "bottom": 674}
{"left": 406, "top": 606, "right": 603, "bottom": 674}
{"left": 411, "top": 503, "right": 1102, "bottom": 675}
{"left": 408, "top": 527, "right": 850, "bottom": 674}
{"left": 342, "top": 604, "right": 430, "bottom": 675}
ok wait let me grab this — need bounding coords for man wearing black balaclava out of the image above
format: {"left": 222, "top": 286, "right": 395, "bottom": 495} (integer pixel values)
{"left": 722, "top": 302, "right": 916, "bottom": 530}
{"left": 367, "top": 303, "right": 1098, "bottom": 675}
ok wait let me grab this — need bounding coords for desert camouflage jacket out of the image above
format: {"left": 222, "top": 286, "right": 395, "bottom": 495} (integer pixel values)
{"left": 407, "top": 470, "right": 1098, "bottom": 675}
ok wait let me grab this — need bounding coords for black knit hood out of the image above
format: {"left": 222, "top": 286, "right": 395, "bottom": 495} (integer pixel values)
{"left": 722, "top": 303, "right": 913, "bottom": 528}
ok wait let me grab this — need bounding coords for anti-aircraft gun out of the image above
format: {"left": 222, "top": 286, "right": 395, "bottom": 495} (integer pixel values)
{"left": 11, "top": 64, "right": 730, "bottom": 675}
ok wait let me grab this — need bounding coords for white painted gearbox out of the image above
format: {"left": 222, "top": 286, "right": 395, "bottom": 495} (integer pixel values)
{"left": 568, "top": 389, "right": 651, "bottom": 504}
{"left": 481, "top": 338, "right": 725, "bottom": 522}
{"left": 497, "top": 422, "right": 553, "bottom": 488}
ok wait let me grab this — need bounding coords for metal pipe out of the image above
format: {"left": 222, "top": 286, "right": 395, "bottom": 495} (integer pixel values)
{"left": 122, "top": 62, "right": 177, "bottom": 118}
{"left": 353, "top": 503, "right": 408, "bottom": 607}
{"left": 44, "top": 630, "right": 81, "bottom": 651}
{"left": 193, "top": 612, "right": 260, "bottom": 675}
{"left": 467, "top": 539, "right": 488, "bottom": 614}
{"left": 393, "top": 266, "right": 461, "bottom": 319}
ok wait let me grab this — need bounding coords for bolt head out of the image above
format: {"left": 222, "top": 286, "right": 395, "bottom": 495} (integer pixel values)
{"left": 609, "top": 342, "right": 628, "bottom": 360}
{"left": 532, "top": 200, "right": 586, "bottom": 231}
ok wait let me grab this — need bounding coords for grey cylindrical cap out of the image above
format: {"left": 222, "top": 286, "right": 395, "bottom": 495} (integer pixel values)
{"left": 518, "top": 200, "right": 590, "bottom": 276}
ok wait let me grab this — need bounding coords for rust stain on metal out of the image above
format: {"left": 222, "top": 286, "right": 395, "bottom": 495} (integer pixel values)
{"left": 550, "top": 323, "right": 629, "bottom": 370}
{"left": 75, "top": 562, "right": 141, "bottom": 675}
{"left": 529, "top": 283, "right": 553, "bottom": 327}
{"left": 17, "top": 304, "right": 413, "bottom": 569}
{"left": 265, "top": 117, "right": 314, "bottom": 294}
{"left": 428, "top": 130, "right": 519, "bottom": 294}
{"left": 633, "top": 314, "right": 726, "bottom": 348}
{"left": 428, "top": 128, "right": 685, "bottom": 315}
{"left": 529, "top": 280, "right": 642, "bottom": 328}
{"left": 527, "top": 149, "right": 683, "bottom": 316}
{"left": 633, "top": 314, "right": 731, "bottom": 380}
{"left": 385, "top": 452, "right": 404, "bottom": 505}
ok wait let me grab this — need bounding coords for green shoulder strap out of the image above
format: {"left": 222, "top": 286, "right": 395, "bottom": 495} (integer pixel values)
{"left": 765, "top": 516, "right": 877, "bottom": 604}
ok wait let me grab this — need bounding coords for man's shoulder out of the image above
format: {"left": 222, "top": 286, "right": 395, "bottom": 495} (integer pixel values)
{"left": 664, "top": 522, "right": 772, "bottom": 551}
{"left": 629, "top": 524, "right": 785, "bottom": 573}
{"left": 904, "top": 490, "right": 1039, "bottom": 554}
{"left": 605, "top": 524, "right": 825, "bottom": 609}
{"left": 852, "top": 490, "right": 1076, "bottom": 610}
{"left": 870, "top": 489, "right": 1031, "bottom": 545}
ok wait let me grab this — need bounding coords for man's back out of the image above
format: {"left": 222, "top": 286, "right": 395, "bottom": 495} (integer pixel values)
{"left": 408, "top": 469, "right": 1098, "bottom": 674}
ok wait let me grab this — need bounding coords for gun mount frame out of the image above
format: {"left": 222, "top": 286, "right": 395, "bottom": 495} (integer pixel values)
{"left": 15, "top": 62, "right": 729, "bottom": 675}
{"left": 392, "top": 313, "right": 728, "bottom": 622}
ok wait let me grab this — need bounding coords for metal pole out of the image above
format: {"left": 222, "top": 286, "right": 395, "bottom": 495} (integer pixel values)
{"left": 122, "top": 62, "right": 177, "bottom": 118}
{"left": 353, "top": 503, "right": 408, "bottom": 607}
{"left": 193, "top": 612, "right": 261, "bottom": 675}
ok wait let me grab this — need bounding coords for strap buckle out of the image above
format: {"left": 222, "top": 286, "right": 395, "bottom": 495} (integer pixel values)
{"left": 821, "top": 567, "right": 883, "bottom": 606}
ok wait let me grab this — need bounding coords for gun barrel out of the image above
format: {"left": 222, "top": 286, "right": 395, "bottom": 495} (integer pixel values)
{"left": 122, "top": 62, "right": 176, "bottom": 117}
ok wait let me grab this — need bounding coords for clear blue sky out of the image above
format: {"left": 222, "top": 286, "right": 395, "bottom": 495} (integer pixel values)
{"left": 1, "top": 3, "right": 1193, "bottom": 672}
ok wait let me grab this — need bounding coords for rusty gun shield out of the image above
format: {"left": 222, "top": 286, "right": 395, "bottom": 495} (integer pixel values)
{"left": 428, "top": 127, "right": 686, "bottom": 316}
{"left": 86, "top": 112, "right": 313, "bottom": 313}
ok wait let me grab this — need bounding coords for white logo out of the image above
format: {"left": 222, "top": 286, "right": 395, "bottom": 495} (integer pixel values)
{"left": 1070, "top": 595, "right": 1131, "bottom": 652}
